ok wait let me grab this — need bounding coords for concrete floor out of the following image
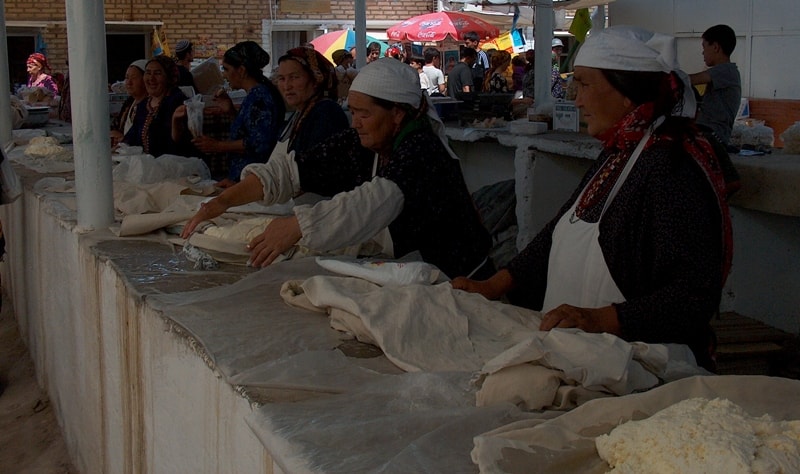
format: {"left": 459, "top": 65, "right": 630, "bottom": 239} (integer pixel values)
{"left": 0, "top": 289, "right": 76, "bottom": 473}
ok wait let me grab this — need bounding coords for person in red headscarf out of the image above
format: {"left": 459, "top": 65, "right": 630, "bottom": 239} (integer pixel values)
{"left": 453, "top": 26, "right": 735, "bottom": 371}
{"left": 26, "top": 52, "right": 59, "bottom": 95}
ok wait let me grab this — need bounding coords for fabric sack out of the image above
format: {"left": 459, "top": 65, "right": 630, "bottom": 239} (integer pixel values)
{"left": 0, "top": 145, "right": 23, "bottom": 204}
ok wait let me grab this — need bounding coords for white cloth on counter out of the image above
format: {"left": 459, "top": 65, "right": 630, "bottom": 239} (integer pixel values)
{"left": 315, "top": 257, "right": 441, "bottom": 286}
{"left": 471, "top": 375, "right": 800, "bottom": 474}
{"left": 280, "top": 275, "right": 707, "bottom": 411}
{"left": 112, "top": 153, "right": 210, "bottom": 184}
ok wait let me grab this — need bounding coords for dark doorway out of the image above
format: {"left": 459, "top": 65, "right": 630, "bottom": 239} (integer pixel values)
{"left": 106, "top": 34, "right": 147, "bottom": 85}
{"left": 7, "top": 36, "right": 36, "bottom": 93}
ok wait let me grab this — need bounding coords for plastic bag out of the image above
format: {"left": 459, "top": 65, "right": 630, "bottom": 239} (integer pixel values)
{"left": 184, "top": 95, "right": 205, "bottom": 138}
{"left": 0, "top": 144, "right": 23, "bottom": 204}
{"left": 779, "top": 121, "right": 800, "bottom": 154}
{"left": 10, "top": 95, "right": 28, "bottom": 129}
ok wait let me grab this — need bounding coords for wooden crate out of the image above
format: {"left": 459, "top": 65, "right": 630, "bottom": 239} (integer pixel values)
{"left": 711, "top": 312, "right": 795, "bottom": 377}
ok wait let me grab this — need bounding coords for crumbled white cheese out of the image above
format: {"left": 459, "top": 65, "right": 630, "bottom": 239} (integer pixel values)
{"left": 25, "top": 136, "right": 72, "bottom": 161}
{"left": 596, "top": 397, "right": 800, "bottom": 474}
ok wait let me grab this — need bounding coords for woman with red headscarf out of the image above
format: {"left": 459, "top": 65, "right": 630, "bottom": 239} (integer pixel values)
{"left": 453, "top": 26, "right": 735, "bottom": 371}
{"left": 26, "top": 53, "right": 59, "bottom": 95}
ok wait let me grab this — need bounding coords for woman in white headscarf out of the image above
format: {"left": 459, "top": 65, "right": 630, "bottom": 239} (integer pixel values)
{"left": 453, "top": 26, "right": 734, "bottom": 370}
{"left": 181, "top": 58, "right": 491, "bottom": 279}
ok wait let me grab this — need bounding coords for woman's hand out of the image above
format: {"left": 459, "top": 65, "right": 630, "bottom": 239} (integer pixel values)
{"left": 246, "top": 216, "right": 302, "bottom": 267}
{"left": 171, "top": 105, "right": 188, "bottom": 141}
{"left": 180, "top": 198, "right": 229, "bottom": 239}
{"left": 110, "top": 130, "right": 124, "bottom": 147}
{"left": 539, "top": 304, "right": 621, "bottom": 336}
{"left": 451, "top": 269, "right": 515, "bottom": 301}
{"left": 172, "top": 104, "right": 187, "bottom": 122}
{"left": 191, "top": 135, "right": 220, "bottom": 154}
{"left": 213, "top": 90, "right": 235, "bottom": 116}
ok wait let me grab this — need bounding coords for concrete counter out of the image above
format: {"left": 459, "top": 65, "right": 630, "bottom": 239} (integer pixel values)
{"left": 444, "top": 125, "right": 800, "bottom": 334}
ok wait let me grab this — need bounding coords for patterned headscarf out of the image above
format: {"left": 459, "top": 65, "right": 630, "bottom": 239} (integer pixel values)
{"left": 27, "top": 53, "right": 51, "bottom": 72}
{"left": 146, "top": 55, "right": 180, "bottom": 89}
{"left": 279, "top": 47, "right": 336, "bottom": 99}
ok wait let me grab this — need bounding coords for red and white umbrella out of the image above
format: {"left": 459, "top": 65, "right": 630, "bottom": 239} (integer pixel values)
{"left": 387, "top": 11, "right": 500, "bottom": 42}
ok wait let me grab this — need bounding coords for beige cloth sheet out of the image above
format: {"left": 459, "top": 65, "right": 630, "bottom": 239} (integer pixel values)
{"left": 281, "top": 275, "right": 707, "bottom": 411}
{"left": 471, "top": 375, "right": 800, "bottom": 473}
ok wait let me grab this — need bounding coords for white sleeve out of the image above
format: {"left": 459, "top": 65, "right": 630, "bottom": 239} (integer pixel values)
{"left": 241, "top": 144, "right": 302, "bottom": 206}
{"left": 294, "top": 176, "right": 404, "bottom": 252}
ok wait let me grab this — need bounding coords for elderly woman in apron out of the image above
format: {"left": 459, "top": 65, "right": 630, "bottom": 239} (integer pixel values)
{"left": 181, "top": 58, "right": 492, "bottom": 280}
{"left": 453, "top": 26, "right": 733, "bottom": 370}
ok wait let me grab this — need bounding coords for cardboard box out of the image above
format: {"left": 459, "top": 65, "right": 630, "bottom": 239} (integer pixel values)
{"left": 553, "top": 100, "right": 579, "bottom": 132}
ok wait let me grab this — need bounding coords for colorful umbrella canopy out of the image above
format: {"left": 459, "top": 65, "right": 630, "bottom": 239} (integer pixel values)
{"left": 310, "top": 30, "right": 389, "bottom": 63}
{"left": 387, "top": 11, "right": 500, "bottom": 42}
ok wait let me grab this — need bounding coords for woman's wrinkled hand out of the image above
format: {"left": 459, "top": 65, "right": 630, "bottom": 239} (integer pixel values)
{"left": 451, "top": 268, "right": 514, "bottom": 301}
{"left": 180, "top": 198, "right": 228, "bottom": 239}
{"left": 172, "top": 104, "right": 187, "bottom": 121}
{"left": 213, "top": 90, "right": 235, "bottom": 116}
{"left": 246, "top": 216, "right": 302, "bottom": 268}
{"left": 110, "top": 130, "right": 124, "bottom": 147}
{"left": 539, "top": 304, "right": 620, "bottom": 335}
{"left": 191, "top": 135, "right": 219, "bottom": 154}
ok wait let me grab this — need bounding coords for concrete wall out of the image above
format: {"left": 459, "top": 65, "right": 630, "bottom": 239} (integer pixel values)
{"left": 0, "top": 181, "right": 276, "bottom": 474}
{"left": 609, "top": 0, "right": 800, "bottom": 100}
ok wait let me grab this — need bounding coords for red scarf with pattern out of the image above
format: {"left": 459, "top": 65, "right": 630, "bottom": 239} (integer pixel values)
{"left": 577, "top": 99, "right": 733, "bottom": 284}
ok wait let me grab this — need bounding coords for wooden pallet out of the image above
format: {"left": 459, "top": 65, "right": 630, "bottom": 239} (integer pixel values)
{"left": 711, "top": 312, "right": 796, "bottom": 377}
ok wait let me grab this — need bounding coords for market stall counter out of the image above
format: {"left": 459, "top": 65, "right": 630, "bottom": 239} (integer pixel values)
{"left": 2, "top": 123, "right": 799, "bottom": 473}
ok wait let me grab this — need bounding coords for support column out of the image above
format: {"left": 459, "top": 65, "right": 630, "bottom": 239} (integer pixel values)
{"left": 65, "top": 0, "right": 114, "bottom": 229}
{"left": 533, "top": 0, "right": 554, "bottom": 115}
{"left": 0, "top": 0, "right": 13, "bottom": 147}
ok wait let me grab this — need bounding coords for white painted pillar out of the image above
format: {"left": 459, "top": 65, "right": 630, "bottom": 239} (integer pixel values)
{"left": 65, "top": 0, "right": 114, "bottom": 229}
{"left": 533, "top": 0, "right": 554, "bottom": 115}
{"left": 0, "top": 0, "right": 13, "bottom": 147}
{"left": 354, "top": 0, "right": 367, "bottom": 68}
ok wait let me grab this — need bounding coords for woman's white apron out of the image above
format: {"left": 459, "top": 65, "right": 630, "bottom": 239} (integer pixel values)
{"left": 541, "top": 119, "right": 661, "bottom": 313}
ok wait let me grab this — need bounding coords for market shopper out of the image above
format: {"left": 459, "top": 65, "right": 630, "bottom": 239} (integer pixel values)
{"left": 181, "top": 58, "right": 492, "bottom": 279}
{"left": 174, "top": 39, "right": 198, "bottom": 91}
{"left": 464, "top": 31, "right": 490, "bottom": 92}
{"left": 110, "top": 59, "right": 148, "bottom": 147}
{"left": 690, "top": 24, "right": 741, "bottom": 148}
{"left": 484, "top": 50, "right": 511, "bottom": 93}
{"left": 447, "top": 48, "right": 476, "bottom": 99}
{"left": 452, "top": 26, "right": 733, "bottom": 370}
{"left": 422, "top": 48, "right": 446, "bottom": 97}
{"left": 173, "top": 41, "right": 285, "bottom": 186}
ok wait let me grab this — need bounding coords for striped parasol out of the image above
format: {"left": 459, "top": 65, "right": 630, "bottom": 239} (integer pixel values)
{"left": 309, "top": 30, "right": 390, "bottom": 63}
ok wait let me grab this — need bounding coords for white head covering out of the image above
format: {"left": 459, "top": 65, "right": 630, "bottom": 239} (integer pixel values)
{"left": 349, "top": 58, "right": 458, "bottom": 159}
{"left": 129, "top": 59, "right": 148, "bottom": 73}
{"left": 575, "top": 25, "right": 696, "bottom": 118}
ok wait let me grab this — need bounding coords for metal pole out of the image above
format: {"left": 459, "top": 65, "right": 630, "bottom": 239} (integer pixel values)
{"left": 0, "top": 0, "right": 13, "bottom": 147}
{"left": 65, "top": 0, "right": 114, "bottom": 229}
{"left": 533, "top": 0, "right": 554, "bottom": 115}
{"left": 354, "top": 0, "right": 367, "bottom": 69}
